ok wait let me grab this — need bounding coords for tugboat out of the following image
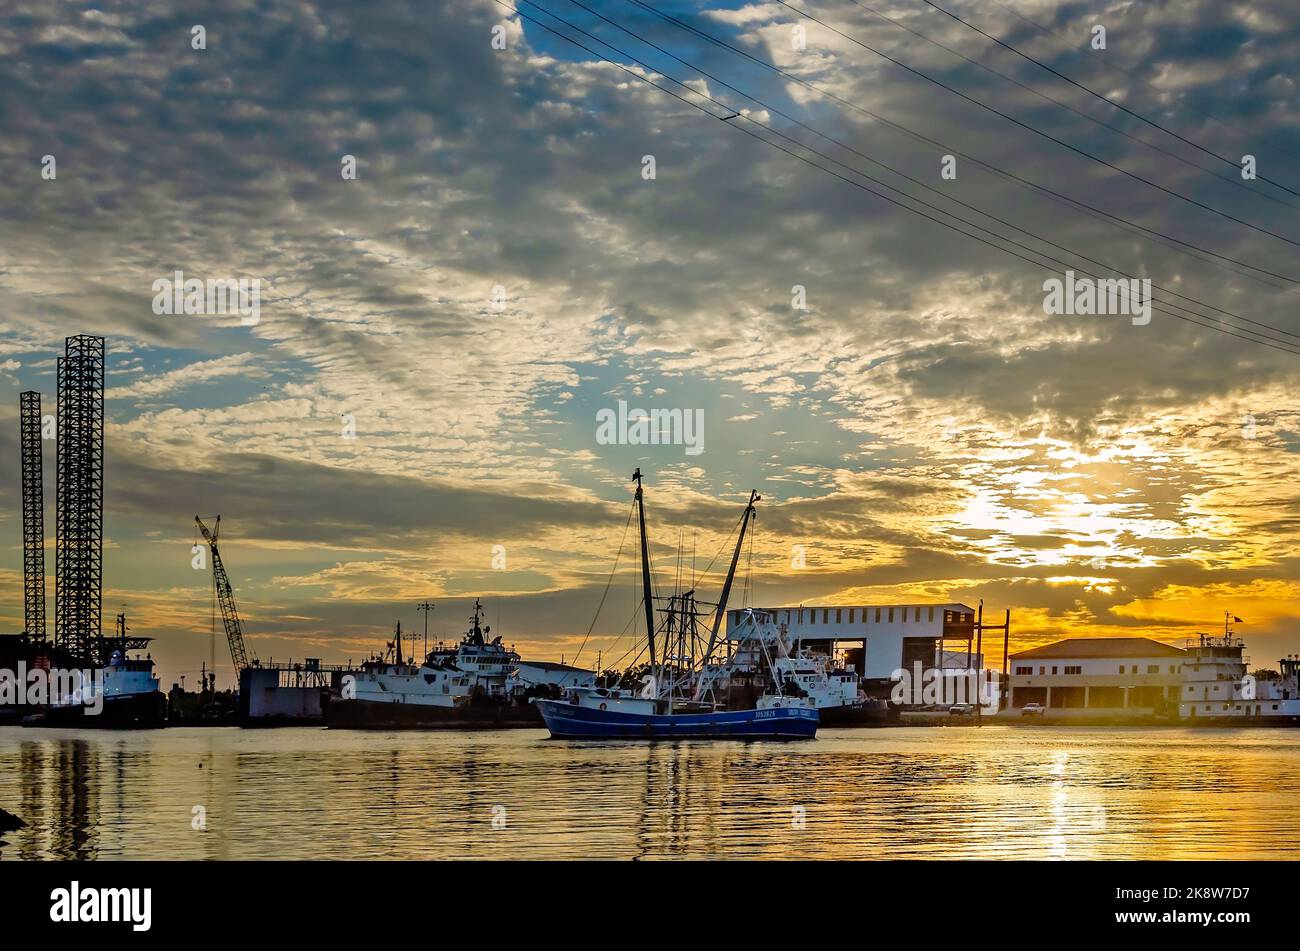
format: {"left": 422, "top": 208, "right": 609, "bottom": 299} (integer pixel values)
{"left": 22, "top": 613, "right": 167, "bottom": 729}
{"left": 1179, "top": 613, "right": 1300, "bottom": 725}
{"left": 535, "top": 470, "right": 818, "bottom": 740}
{"left": 326, "top": 599, "right": 545, "bottom": 729}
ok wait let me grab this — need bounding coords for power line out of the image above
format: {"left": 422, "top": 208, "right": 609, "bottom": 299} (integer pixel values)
{"left": 499, "top": 0, "right": 1300, "bottom": 356}
{"left": 981, "top": 0, "right": 1300, "bottom": 166}
{"left": 767, "top": 0, "right": 1300, "bottom": 249}
{"left": 918, "top": 0, "right": 1300, "bottom": 200}
{"left": 841, "top": 0, "right": 1300, "bottom": 213}
{"left": 557, "top": 0, "right": 1300, "bottom": 345}
{"left": 622, "top": 0, "right": 1298, "bottom": 286}
{"left": 522, "top": 0, "right": 1300, "bottom": 353}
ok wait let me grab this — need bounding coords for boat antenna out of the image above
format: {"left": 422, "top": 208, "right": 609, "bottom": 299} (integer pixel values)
{"left": 470, "top": 597, "right": 487, "bottom": 645}
{"left": 633, "top": 468, "right": 657, "bottom": 681}
{"left": 417, "top": 600, "right": 435, "bottom": 660}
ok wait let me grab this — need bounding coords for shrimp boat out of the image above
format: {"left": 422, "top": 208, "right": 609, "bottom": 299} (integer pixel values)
{"left": 535, "top": 469, "right": 818, "bottom": 740}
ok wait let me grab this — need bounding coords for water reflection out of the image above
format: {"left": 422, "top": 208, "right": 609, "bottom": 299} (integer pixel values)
{"left": 4, "top": 739, "right": 103, "bottom": 859}
{"left": 1, "top": 726, "right": 1298, "bottom": 860}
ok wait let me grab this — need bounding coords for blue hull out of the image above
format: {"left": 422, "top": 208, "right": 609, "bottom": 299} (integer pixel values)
{"left": 534, "top": 699, "right": 818, "bottom": 740}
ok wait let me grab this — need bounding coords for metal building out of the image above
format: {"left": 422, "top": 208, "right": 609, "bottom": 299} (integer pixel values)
{"left": 725, "top": 602, "right": 978, "bottom": 683}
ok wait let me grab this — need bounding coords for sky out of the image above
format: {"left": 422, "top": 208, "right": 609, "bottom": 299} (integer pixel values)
{"left": 0, "top": 0, "right": 1298, "bottom": 688}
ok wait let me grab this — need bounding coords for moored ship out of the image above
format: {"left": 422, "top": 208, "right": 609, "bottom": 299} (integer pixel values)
{"left": 1179, "top": 614, "right": 1300, "bottom": 725}
{"left": 697, "top": 607, "right": 894, "bottom": 725}
{"left": 534, "top": 696, "right": 817, "bottom": 739}
{"left": 326, "top": 599, "right": 550, "bottom": 729}
{"left": 21, "top": 613, "right": 167, "bottom": 729}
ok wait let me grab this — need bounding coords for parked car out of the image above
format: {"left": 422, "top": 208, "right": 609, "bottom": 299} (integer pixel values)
{"left": 1021, "top": 702, "right": 1045, "bottom": 716}
{"left": 948, "top": 704, "right": 974, "bottom": 716}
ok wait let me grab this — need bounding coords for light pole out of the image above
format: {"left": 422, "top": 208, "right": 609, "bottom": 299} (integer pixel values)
{"left": 416, "top": 600, "right": 436, "bottom": 660}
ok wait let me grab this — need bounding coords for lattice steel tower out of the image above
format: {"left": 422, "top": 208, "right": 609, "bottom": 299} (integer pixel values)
{"left": 55, "top": 335, "right": 105, "bottom": 663}
{"left": 19, "top": 391, "right": 46, "bottom": 640}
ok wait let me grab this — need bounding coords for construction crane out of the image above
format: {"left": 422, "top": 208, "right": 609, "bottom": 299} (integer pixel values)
{"left": 195, "top": 515, "right": 255, "bottom": 674}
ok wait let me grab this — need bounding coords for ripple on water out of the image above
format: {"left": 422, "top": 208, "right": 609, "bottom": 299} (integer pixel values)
{"left": 1, "top": 725, "right": 1297, "bottom": 860}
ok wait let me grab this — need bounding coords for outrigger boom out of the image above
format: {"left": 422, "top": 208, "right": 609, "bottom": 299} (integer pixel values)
{"left": 533, "top": 470, "right": 817, "bottom": 740}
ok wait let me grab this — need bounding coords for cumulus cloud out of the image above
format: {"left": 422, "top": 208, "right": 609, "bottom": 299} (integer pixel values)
{"left": 108, "top": 352, "right": 261, "bottom": 400}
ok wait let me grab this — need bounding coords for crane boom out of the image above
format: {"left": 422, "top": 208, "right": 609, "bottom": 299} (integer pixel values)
{"left": 195, "top": 515, "right": 254, "bottom": 674}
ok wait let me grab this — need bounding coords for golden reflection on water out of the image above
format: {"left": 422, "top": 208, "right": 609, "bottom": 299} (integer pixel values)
{"left": 1, "top": 725, "right": 1297, "bottom": 860}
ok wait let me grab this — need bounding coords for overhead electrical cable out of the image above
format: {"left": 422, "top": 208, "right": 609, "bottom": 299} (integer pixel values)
{"left": 557, "top": 0, "right": 1300, "bottom": 344}
{"left": 980, "top": 0, "right": 1300, "bottom": 166}
{"left": 495, "top": 0, "right": 1300, "bottom": 356}
{"left": 917, "top": 0, "right": 1300, "bottom": 199}
{"left": 839, "top": 0, "right": 1300, "bottom": 213}
{"left": 764, "top": 0, "right": 1300, "bottom": 249}
{"left": 621, "top": 0, "right": 1298, "bottom": 287}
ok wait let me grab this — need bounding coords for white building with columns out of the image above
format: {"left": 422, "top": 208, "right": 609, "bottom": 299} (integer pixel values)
{"left": 1008, "top": 637, "right": 1186, "bottom": 716}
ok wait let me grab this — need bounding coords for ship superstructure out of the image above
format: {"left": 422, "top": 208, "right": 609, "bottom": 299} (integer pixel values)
{"left": 1180, "top": 614, "right": 1300, "bottom": 723}
{"left": 327, "top": 599, "right": 541, "bottom": 728}
{"left": 24, "top": 612, "right": 166, "bottom": 729}
{"left": 696, "top": 608, "right": 887, "bottom": 722}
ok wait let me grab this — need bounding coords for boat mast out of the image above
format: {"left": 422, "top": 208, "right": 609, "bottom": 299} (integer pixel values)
{"left": 693, "top": 489, "right": 760, "bottom": 699}
{"left": 633, "top": 469, "right": 657, "bottom": 683}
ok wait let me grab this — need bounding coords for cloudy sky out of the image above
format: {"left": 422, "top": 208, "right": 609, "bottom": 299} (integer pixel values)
{"left": 1, "top": 0, "right": 1298, "bottom": 686}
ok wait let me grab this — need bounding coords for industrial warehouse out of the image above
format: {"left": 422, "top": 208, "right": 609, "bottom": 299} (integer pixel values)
{"left": 725, "top": 602, "right": 982, "bottom": 681}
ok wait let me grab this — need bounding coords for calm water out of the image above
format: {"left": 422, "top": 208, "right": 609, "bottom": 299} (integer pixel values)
{"left": 1, "top": 725, "right": 1297, "bottom": 860}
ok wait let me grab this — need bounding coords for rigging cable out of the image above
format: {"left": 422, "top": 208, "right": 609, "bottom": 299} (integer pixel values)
{"left": 571, "top": 498, "right": 636, "bottom": 667}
